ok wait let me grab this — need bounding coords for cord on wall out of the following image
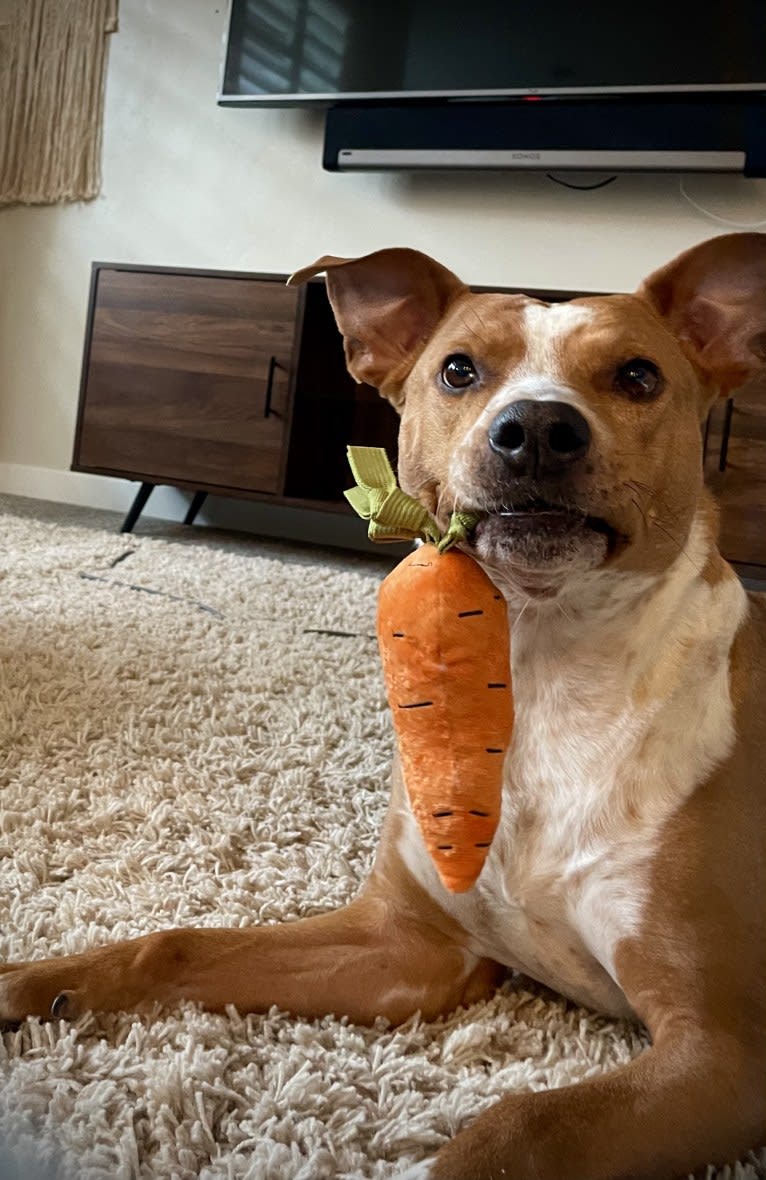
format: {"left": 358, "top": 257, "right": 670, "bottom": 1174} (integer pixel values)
{"left": 678, "top": 177, "right": 766, "bottom": 229}
{"left": 544, "top": 172, "right": 766, "bottom": 230}
{"left": 546, "top": 173, "right": 618, "bottom": 191}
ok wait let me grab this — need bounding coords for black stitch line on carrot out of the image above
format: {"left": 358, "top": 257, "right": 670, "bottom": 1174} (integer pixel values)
{"left": 486, "top": 748, "right": 504, "bottom": 753}
{"left": 488, "top": 683, "right": 507, "bottom": 689}
{"left": 399, "top": 701, "right": 434, "bottom": 709}
{"left": 457, "top": 609, "right": 484, "bottom": 617}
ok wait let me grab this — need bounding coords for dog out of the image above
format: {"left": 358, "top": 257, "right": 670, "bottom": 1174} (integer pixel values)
{"left": 1, "top": 233, "right": 765, "bottom": 1179}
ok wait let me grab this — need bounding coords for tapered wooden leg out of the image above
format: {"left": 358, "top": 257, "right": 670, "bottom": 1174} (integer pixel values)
{"left": 718, "top": 395, "right": 735, "bottom": 472}
{"left": 183, "top": 491, "right": 208, "bottom": 526}
{"left": 120, "top": 482, "right": 155, "bottom": 533}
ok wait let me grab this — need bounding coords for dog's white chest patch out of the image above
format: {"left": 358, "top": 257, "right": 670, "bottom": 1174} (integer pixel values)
{"left": 415, "top": 691, "right": 657, "bottom": 1018}
{"left": 456, "top": 703, "right": 658, "bottom": 1018}
{"left": 396, "top": 544, "right": 746, "bottom": 1017}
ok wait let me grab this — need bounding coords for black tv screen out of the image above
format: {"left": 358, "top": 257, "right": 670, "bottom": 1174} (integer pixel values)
{"left": 219, "top": 0, "right": 766, "bottom": 106}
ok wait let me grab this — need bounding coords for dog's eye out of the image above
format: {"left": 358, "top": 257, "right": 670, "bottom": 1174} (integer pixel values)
{"left": 441, "top": 354, "right": 477, "bottom": 391}
{"left": 614, "top": 358, "right": 662, "bottom": 400}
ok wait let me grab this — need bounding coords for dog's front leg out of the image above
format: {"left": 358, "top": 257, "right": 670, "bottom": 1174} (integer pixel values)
{"left": 0, "top": 889, "right": 500, "bottom": 1025}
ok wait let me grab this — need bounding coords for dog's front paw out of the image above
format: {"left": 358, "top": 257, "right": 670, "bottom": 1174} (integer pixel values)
{"left": 0, "top": 960, "right": 92, "bottom": 1023}
{"left": 0, "top": 933, "right": 188, "bottom": 1021}
{"left": 0, "top": 943, "right": 124, "bottom": 1019}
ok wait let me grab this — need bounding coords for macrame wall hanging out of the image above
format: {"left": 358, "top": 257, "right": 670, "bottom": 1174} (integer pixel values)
{"left": 0, "top": 0, "right": 119, "bottom": 207}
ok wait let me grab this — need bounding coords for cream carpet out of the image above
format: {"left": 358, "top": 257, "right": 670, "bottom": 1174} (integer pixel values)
{"left": 0, "top": 506, "right": 763, "bottom": 1180}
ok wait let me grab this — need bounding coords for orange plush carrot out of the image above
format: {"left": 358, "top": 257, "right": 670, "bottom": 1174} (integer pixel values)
{"left": 346, "top": 447, "right": 513, "bottom": 893}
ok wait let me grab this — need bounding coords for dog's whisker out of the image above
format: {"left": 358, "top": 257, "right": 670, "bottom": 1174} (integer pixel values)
{"left": 626, "top": 493, "right": 649, "bottom": 534}
{"left": 555, "top": 598, "right": 576, "bottom": 625}
{"left": 622, "top": 483, "right": 652, "bottom": 534}
{"left": 623, "top": 478, "right": 655, "bottom": 499}
{"left": 514, "top": 594, "right": 535, "bottom": 626}
{"left": 650, "top": 518, "right": 704, "bottom": 574}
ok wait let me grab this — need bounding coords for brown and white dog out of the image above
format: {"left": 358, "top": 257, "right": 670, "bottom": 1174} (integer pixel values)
{"left": 2, "top": 233, "right": 766, "bottom": 1179}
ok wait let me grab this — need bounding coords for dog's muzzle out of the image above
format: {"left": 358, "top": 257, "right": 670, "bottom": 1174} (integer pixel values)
{"left": 467, "top": 399, "right": 621, "bottom": 576}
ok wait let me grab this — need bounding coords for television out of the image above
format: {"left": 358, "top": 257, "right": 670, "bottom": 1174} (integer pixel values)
{"left": 218, "top": 0, "right": 766, "bottom": 107}
{"left": 217, "top": 0, "right": 766, "bottom": 174}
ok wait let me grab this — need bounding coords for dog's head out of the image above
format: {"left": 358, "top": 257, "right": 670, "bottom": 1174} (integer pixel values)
{"left": 291, "top": 235, "right": 766, "bottom": 596}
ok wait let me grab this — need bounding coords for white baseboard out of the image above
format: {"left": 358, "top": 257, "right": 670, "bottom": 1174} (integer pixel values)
{"left": 0, "top": 462, "right": 188, "bottom": 517}
{"left": 0, "top": 462, "right": 380, "bottom": 552}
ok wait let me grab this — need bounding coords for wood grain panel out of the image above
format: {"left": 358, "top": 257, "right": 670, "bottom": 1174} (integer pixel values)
{"left": 75, "top": 269, "right": 300, "bottom": 493}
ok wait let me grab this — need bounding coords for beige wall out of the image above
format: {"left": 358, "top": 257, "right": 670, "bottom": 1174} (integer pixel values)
{"left": 0, "top": 0, "right": 764, "bottom": 536}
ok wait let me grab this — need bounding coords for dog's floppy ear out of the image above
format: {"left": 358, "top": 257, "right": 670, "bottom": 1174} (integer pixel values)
{"left": 638, "top": 232, "right": 766, "bottom": 398}
{"left": 289, "top": 248, "right": 468, "bottom": 410}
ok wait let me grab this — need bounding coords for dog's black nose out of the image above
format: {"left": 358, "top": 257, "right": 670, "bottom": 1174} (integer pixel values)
{"left": 488, "top": 399, "right": 591, "bottom": 477}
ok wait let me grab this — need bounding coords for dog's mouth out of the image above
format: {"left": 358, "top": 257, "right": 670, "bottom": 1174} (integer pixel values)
{"left": 478, "top": 498, "right": 615, "bottom": 538}
{"left": 465, "top": 498, "right": 622, "bottom": 572}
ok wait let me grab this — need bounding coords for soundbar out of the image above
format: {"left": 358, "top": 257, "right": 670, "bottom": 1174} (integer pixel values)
{"left": 323, "top": 96, "right": 765, "bottom": 175}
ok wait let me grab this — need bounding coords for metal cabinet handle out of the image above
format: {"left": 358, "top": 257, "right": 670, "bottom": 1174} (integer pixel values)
{"left": 264, "top": 355, "right": 280, "bottom": 418}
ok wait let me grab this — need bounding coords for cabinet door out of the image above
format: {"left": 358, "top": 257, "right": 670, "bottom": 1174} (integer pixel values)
{"left": 75, "top": 269, "right": 301, "bottom": 494}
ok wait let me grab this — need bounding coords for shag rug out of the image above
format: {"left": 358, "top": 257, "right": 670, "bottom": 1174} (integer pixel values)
{"left": 0, "top": 506, "right": 763, "bottom": 1180}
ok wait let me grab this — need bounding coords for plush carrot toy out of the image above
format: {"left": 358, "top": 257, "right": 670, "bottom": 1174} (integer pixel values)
{"left": 346, "top": 447, "right": 513, "bottom": 893}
